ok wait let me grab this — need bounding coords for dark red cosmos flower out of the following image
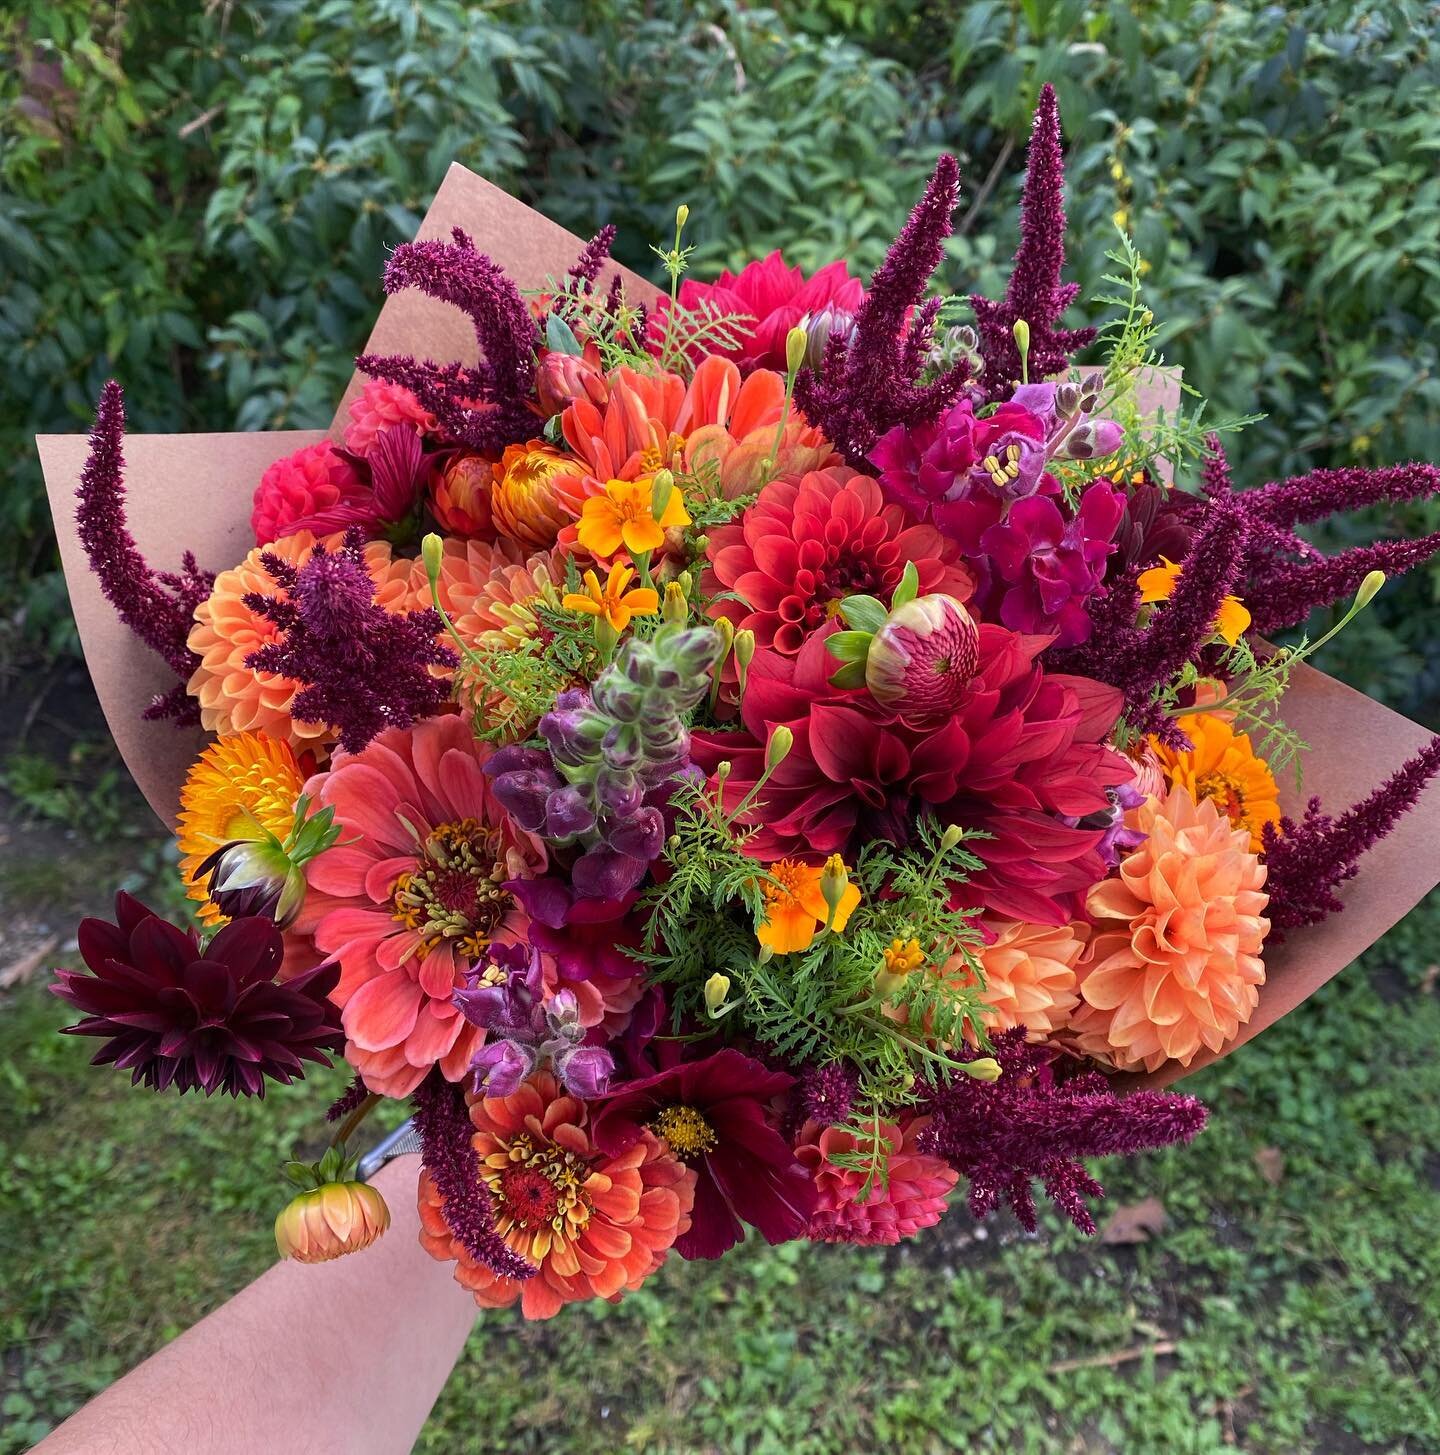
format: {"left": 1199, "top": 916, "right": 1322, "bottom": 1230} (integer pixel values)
{"left": 690, "top": 622, "right": 1129, "bottom": 925}
{"left": 591, "top": 1048, "right": 817, "bottom": 1259}
{"left": 52, "top": 892, "right": 342, "bottom": 1097}
{"left": 704, "top": 467, "right": 973, "bottom": 655}
{"left": 649, "top": 252, "right": 866, "bottom": 372}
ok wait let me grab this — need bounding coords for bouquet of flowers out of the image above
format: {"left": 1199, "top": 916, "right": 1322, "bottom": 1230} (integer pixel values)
{"left": 39, "top": 88, "right": 1440, "bottom": 1320}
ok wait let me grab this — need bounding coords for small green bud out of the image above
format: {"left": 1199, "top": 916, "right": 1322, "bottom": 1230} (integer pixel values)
{"left": 733, "top": 629, "right": 756, "bottom": 670}
{"left": 938, "top": 824, "right": 965, "bottom": 853}
{"left": 715, "top": 760, "right": 732, "bottom": 786}
{"left": 1012, "top": 318, "right": 1030, "bottom": 355}
{"left": 421, "top": 532, "right": 444, "bottom": 585}
{"left": 819, "top": 853, "right": 850, "bottom": 924}
{"left": 714, "top": 615, "right": 735, "bottom": 653}
{"left": 766, "top": 725, "right": 794, "bottom": 770}
{"left": 663, "top": 580, "right": 688, "bottom": 625}
{"left": 756, "top": 944, "right": 774, "bottom": 965}
{"left": 676, "top": 203, "right": 690, "bottom": 231}
{"left": 651, "top": 468, "right": 675, "bottom": 521}
{"left": 785, "top": 325, "right": 808, "bottom": 376}
{"left": 962, "top": 1057, "right": 1003, "bottom": 1083}
{"left": 1355, "top": 569, "right": 1385, "bottom": 609}
{"left": 703, "top": 972, "right": 731, "bottom": 1016}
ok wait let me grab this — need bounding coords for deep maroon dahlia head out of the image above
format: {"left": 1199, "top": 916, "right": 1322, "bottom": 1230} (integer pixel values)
{"left": 52, "top": 892, "right": 342, "bottom": 1097}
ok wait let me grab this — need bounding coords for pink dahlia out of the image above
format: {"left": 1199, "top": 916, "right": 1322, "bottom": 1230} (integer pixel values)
{"left": 294, "top": 715, "right": 546, "bottom": 1096}
{"left": 343, "top": 378, "right": 438, "bottom": 457}
{"left": 648, "top": 252, "right": 866, "bottom": 372}
{"left": 250, "top": 441, "right": 367, "bottom": 547}
{"left": 703, "top": 468, "right": 973, "bottom": 655}
{"left": 796, "top": 1115, "right": 957, "bottom": 1244}
{"left": 691, "top": 621, "right": 1130, "bottom": 925}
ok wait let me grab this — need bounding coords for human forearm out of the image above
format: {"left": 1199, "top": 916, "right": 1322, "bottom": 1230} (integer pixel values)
{"left": 33, "top": 1156, "right": 475, "bottom": 1455}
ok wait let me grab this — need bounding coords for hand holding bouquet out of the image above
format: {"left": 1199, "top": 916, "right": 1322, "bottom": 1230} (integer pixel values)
{"left": 39, "top": 87, "right": 1440, "bottom": 1320}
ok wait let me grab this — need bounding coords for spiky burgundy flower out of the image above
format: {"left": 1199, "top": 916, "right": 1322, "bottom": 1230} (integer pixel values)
{"left": 918, "top": 1028, "right": 1208, "bottom": 1234}
{"left": 971, "top": 85, "right": 1096, "bottom": 396}
{"left": 242, "top": 527, "right": 456, "bottom": 755}
{"left": 565, "top": 223, "right": 617, "bottom": 298}
{"left": 1261, "top": 737, "right": 1440, "bottom": 933}
{"left": 797, "top": 1062, "right": 858, "bottom": 1127}
{"left": 794, "top": 155, "right": 971, "bottom": 463}
{"left": 411, "top": 1071, "right": 536, "bottom": 1283}
{"left": 52, "top": 892, "right": 342, "bottom": 1097}
{"left": 357, "top": 227, "right": 538, "bottom": 453}
{"left": 74, "top": 382, "right": 213, "bottom": 724}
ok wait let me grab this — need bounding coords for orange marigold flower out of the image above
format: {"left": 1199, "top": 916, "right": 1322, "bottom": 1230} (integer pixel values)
{"left": 275, "top": 1181, "right": 390, "bottom": 1264}
{"left": 1069, "top": 785, "right": 1270, "bottom": 1072}
{"left": 944, "top": 917, "right": 1085, "bottom": 1039}
{"left": 575, "top": 476, "right": 691, "bottom": 560}
{"left": 1136, "top": 556, "right": 1251, "bottom": 646}
{"left": 187, "top": 531, "right": 395, "bottom": 755}
{"left": 563, "top": 562, "right": 659, "bottom": 633}
{"left": 417, "top": 1072, "right": 696, "bottom": 1319}
{"left": 177, "top": 732, "right": 307, "bottom": 924}
{"left": 756, "top": 858, "right": 861, "bottom": 955}
{"left": 429, "top": 454, "right": 497, "bottom": 538}
{"left": 1150, "top": 711, "right": 1282, "bottom": 852}
{"left": 490, "top": 442, "right": 586, "bottom": 550}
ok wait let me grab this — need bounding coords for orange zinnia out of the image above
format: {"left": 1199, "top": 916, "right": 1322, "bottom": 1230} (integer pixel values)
{"left": 563, "top": 562, "right": 659, "bottom": 633}
{"left": 756, "top": 858, "right": 861, "bottom": 955}
{"left": 1150, "top": 711, "right": 1282, "bottom": 852}
{"left": 575, "top": 476, "right": 691, "bottom": 560}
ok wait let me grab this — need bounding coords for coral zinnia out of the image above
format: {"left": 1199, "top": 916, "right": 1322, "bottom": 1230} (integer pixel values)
{"left": 692, "top": 622, "right": 1130, "bottom": 925}
{"left": 591, "top": 1048, "right": 817, "bottom": 1259}
{"left": 1070, "top": 785, "right": 1270, "bottom": 1072}
{"left": 946, "top": 917, "right": 1085, "bottom": 1038}
{"left": 795, "top": 1115, "right": 957, "bottom": 1244}
{"left": 52, "top": 892, "right": 342, "bottom": 1096}
{"left": 1150, "top": 711, "right": 1282, "bottom": 853}
{"left": 561, "top": 355, "right": 836, "bottom": 512}
{"left": 294, "top": 715, "right": 546, "bottom": 1096}
{"left": 250, "top": 441, "right": 366, "bottom": 548}
{"left": 648, "top": 251, "right": 866, "bottom": 372}
{"left": 702, "top": 467, "right": 973, "bottom": 655}
{"left": 177, "top": 732, "right": 308, "bottom": 925}
{"left": 187, "top": 531, "right": 396, "bottom": 755}
{"left": 417, "top": 1071, "right": 695, "bottom": 1318}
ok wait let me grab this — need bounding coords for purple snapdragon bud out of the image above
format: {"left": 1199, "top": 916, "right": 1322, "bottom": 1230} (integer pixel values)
{"left": 545, "top": 785, "right": 596, "bottom": 839}
{"left": 595, "top": 766, "right": 644, "bottom": 816}
{"left": 571, "top": 846, "right": 648, "bottom": 900}
{"left": 555, "top": 1043, "right": 614, "bottom": 1098}
{"left": 603, "top": 806, "right": 665, "bottom": 860}
{"left": 469, "top": 1038, "right": 537, "bottom": 1098}
{"left": 488, "top": 768, "right": 559, "bottom": 833}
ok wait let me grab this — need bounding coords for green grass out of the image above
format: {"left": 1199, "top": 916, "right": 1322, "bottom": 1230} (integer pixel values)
{"left": 4, "top": 893, "right": 1439, "bottom": 1453}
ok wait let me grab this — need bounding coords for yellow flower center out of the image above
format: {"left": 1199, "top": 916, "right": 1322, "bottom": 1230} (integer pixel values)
{"left": 389, "top": 818, "right": 511, "bottom": 960}
{"left": 1194, "top": 770, "right": 1248, "bottom": 827}
{"left": 883, "top": 937, "right": 926, "bottom": 975}
{"left": 762, "top": 859, "right": 810, "bottom": 909}
{"left": 650, "top": 1104, "right": 718, "bottom": 1160}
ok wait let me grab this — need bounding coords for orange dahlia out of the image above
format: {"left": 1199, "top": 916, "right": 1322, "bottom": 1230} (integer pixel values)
{"left": 428, "top": 454, "right": 497, "bottom": 539}
{"left": 1069, "top": 785, "right": 1270, "bottom": 1072}
{"left": 560, "top": 354, "right": 837, "bottom": 518}
{"left": 417, "top": 1072, "right": 696, "bottom": 1319}
{"left": 1150, "top": 711, "right": 1282, "bottom": 852}
{"left": 490, "top": 442, "right": 586, "bottom": 550}
{"left": 177, "top": 732, "right": 308, "bottom": 924}
{"left": 187, "top": 531, "right": 396, "bottom": 755}
{"left": 945, "top": 917, "right": 1085, "bottom": 1039}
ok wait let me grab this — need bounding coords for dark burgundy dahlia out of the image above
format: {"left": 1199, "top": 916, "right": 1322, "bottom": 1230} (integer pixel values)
{"left": 52, "top": 892, "right": 343, "bottom": 1097}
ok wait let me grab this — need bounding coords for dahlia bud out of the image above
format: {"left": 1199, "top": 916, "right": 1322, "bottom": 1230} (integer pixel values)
{"left": 865, "top": 594, "right": 979, "bottom": 718}
{"left": 194, "top": 838, "right": 306, "bottom": 928}
{"left": 275, "top": 1179, "right": 390, "bottom": 1264}
{"left": 428, "top": 454, "right": 496, "bottom": 537}
{"left": 535, "top": 348, "right": 605, "bottom": 417}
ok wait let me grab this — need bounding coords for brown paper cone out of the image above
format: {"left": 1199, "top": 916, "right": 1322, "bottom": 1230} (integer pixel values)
{"left": 35, "top": 163, "right": 1439, "bottom": 1087}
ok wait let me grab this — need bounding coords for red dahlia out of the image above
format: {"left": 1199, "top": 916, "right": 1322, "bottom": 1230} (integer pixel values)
{"left": 52, "top": 892, "right": 343, "bottom": 1097}
{"left": 703, "top": 467, "right": 973, "bottom": 655}
{"left": 690, "top": 622, "right": 1130, "bottom": 925}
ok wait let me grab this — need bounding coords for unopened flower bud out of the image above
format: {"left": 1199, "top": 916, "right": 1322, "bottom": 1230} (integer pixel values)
{"left": 1355, "top": 569, "right": 1386, "bottom": 609}
{"left": 938, "top": 823, "right": 966, "bottom": 853}
{"left": 962, "top": 1057, "right": 1003, "bottom": 1083}
{"left": 785, "top": 325, "right": 808, "bottom": 376}
{"left": 651, "top": 468, "right": 675, "bottom": 521}
{"left": 275, "top": 1181, "right": 390, "bottom": 1264}
{"left": 1012, "top": 318, "right": 1031, "bottom": 357}
{"left": 676, "top": 203, "right": 690, "bottom": 231}
{"left": 421, "top": 532, "right": 444, "bottom": 586}
{"left": 704, "top": 972, "right": 732, "bottom": 1016}
{"left": 819, "top": 854, "right": 850, "bottom": 925}
{"left": 733, "top": 629, "right": 755, "bottom": 671}
{"left": 766, "top": 725, "right": 794, "bottom": 769}
{"left": 1054, "top": 381, "right": 1081, "bottom": 417}
{"left": 663, "top": 580, "right": 688, "bottom": 625}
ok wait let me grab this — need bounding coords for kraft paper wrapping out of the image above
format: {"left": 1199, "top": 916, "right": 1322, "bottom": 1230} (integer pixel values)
{"left": 36, "top": 163, "right": 1439, "bottom": 1089}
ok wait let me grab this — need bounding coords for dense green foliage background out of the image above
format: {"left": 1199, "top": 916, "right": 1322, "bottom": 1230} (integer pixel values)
{"left": 4, "top": 4, "right": 1440, "bottom": 1450}
{"left": 5, "top": 0, "right": 1440, "bottom": 708}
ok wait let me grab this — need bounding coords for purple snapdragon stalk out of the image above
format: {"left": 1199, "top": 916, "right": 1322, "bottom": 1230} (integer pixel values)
{"left": 453, "top": 942, "right": 613, "bottom": 1098}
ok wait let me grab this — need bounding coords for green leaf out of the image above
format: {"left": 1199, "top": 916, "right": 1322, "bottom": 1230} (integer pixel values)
{"left": 827, "top": 660, "right": 868, "bottom": 690}
{"left": 839, "top": 595, "right": 887, "bottom": 633}
{"left": 891, "top": 562, "right": 920, "bottom": 609}
{"left": 823, "top": 630, "right": 873, "bottom": 663}
{"left": 545, "top": 311, "right": 583, "bottom": 356}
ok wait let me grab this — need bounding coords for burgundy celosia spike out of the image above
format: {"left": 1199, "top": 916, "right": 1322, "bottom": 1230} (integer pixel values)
{"left": 918, "top": 1029, "right": 1208, "bottom": 1234}
{"left": 1247, "top": 529, "right": 1440, "bottom": 635}
{"left": 1261, "top": 736, "right": 1440, "bottom": 934}
{"left": 1199, "top": 435, "right": 1234, "bottom": 500}
{"left": 971, "top": 84, "right": 1097, "bottom": 397}
{"left": 411, "top": 1073, "right": 536, "bottom": 1283}
{"left": 74, "top": 381, "right": 212, "bottom": 725}
{"left": 358, "top": 227, "right": 538, "bottom": 453}
{"left": 1242, "top": 461, "right": 1440, "bottom": 528}
{"left": 326, "top": 1075, "right": 370, "bottom": 1123}
{"left": 567, "top": 223, "right": 617, "bottom": 295}
{"left": 793, "top": 154, "right": 971, "bottom": 463}
{"left": 242, "top": 527, "right": 457, "bottom": 754}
